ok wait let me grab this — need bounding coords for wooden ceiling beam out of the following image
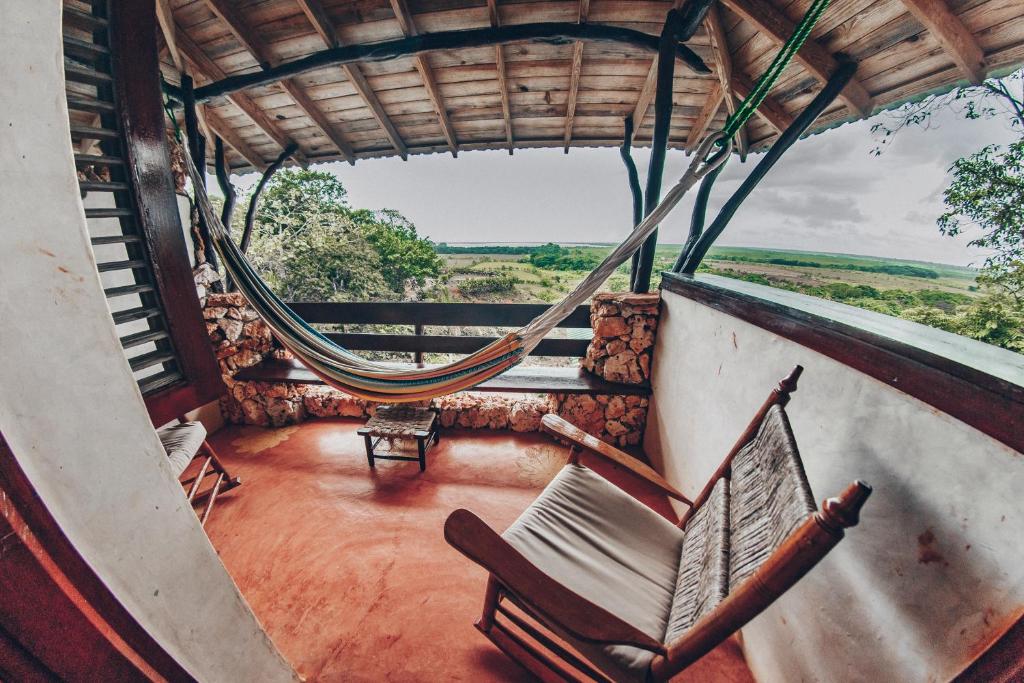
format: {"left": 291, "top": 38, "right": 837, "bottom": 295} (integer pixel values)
{"left": 720, "top": 0, "right": 874, "bottom": 117}
{"left": 200, "top": 104, "right": 268, "bottom": 171}
{"left": 495, "top": 46, "right": 514, "bottom": 154}
{"left": 175, "top": 26, "right": 306, "bottom": 165}
{"left": 199, "top": 0, "right": 355, "bottom": 164}
{"left": 563, "top": 0, "right": 590, "bottom": 153}
{"left": 389, "top": 0, "right": 459, "bottom": 157}
{"left": 685, "top": 81, "right": 725, "bottom": 151}
{"left": 488, "top": 1, "right": 514, "bottom": 153}
{"left": 156, "top": 0, "right": 183, "bottom": 73}
{"left": 296, "top": 0, "right": 408, "bottom": 159}
{"left": 564, "top": 42, "right": 585, "bottom": 153}
{"left": 900, "top": 0, "right": 986, "bottom": 84}
{"left": 705, "top": 4, "right": 747, "bottom": 157}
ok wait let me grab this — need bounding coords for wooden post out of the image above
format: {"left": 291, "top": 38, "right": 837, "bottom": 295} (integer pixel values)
{"left": 671, "top": 163, "right": 724, "bottom": 273}
{"left": 619, "top": 116, "right": 644, "bottom": 283}
{"left": 181, "top": 74, "right": 218, "bottom": 271}
{"left": 213, "top": 137, "right": 236, "bottom": 227}
{"left": 239, "top": 142, "right": 297, "bottom": 255}
{"left": 631, "top": 10, "right": 684, "bottom": 293}
{"left": 413, "top": 323, "right": 425, "bottom": 365}
{"left": 677, "top": 60, "right": 858, "bottom": 274}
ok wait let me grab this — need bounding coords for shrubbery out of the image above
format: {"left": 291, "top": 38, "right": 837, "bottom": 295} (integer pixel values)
{"left": 458, "top": 274, "right": 520, "bottom": 295}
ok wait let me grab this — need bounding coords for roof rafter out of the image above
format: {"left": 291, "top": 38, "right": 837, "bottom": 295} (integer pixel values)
{"left": 719, "top": 0, "right": 874, "bottom": 116}
{"left": 899, "top": 0, "right": 986, "bottom": 84}
{"left": 296, "top": 0, "right": 409, "bottom": 160}
{"left": 199, "top": 0, "right": 355, "bottom": 164}
{"left": 487, "top": 1, "right": 514, "bottom": 154}
{"left": 200, "top": 104, "right": 268, "bottom": 171}
{"left": 175, "top": 26, "right": 306, "bottom": 166}
{"left": 563, "top": 0, "right": 590, "bottom": 152}
{"left": 389, "top": 0, "right": 459, "bottom": 157}
{"left": 704, "top": 4, "right": 748, "bottom": 156}
{"left": 685, "top": 81, "right": 724, "bottom": 151}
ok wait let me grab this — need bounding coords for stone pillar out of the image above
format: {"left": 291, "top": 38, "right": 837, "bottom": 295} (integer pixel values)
{"left": 581, "top": 292, "right": 661, "bottom": 384}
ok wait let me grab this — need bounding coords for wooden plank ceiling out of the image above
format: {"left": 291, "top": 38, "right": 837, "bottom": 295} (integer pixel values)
{"left": 149, "top": 0, "right": 1024, "bottom": 172}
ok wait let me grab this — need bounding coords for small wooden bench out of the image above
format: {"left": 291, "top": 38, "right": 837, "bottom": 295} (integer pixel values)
{"left": 357, "top": 405, "right": 441, "bottom": 471}
{"left": 235, "top": 358, "right": 651, "bottom": 397}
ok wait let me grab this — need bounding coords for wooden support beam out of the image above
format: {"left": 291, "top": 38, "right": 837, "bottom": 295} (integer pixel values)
{"left": 496, "top": 47, "right": 514, "bottom": 154}
{"left": 279, "top": 79, "right": 354, "bottom": 163}
{"left": 632, "top": 60, "right": 659, "bottom": 131}
{"left": 678, "top": 61, "right": 859, "bottom": 273}
{"left": 563, "top": 41, "right": 584, "bottom": 153}
{"left": 155, "top": 0, "right": 183, "bottom": 72}
{"left": 563, "top": 0, "right": 590, "bottom": 153}
{"left": 175, "top": 27, "right": 307, "bottom": 165}
{"left": 201, "top": 105, "right": 268, "bottom": 171}
{"left": 488, "top": 1, "right": 513, "bottom": 153}
{"left": 194, "top": 23, "right": 708, "bottom": 100}
{"left": 686, "top": 81, "right": 724, "bottom": 151}
{"left": 202, "top": 0, "right": 271, "bottom": 67}
{"left": 705, "top": 4, "right": 747, "bottom": 157}
{"left": 390, "top": 0, "right": 458, "bottom": 156}
{"left": 297, "top": 0, "right": 408, "bottom": 159}
{"left": 199, "top": 0, "right": 355, "bottom": 164}
{"left": 633, "top": 9, "right": 683, "bottom": 294}
{"left": 487, "top": 0, "right": 500, "bottom": 29}
{"left": 900, "top": 0, "right": 986, "bottom": 84}
{"left": 720, "top": 0, "right": 873, "bottom": 117}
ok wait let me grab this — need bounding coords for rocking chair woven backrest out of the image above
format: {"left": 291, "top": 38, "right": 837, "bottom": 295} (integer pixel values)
{"left": 664, "top": 404, "right": 815, "bottom": 644}
{"left": 444, "top": 366, "right": 872, "bottom": 682}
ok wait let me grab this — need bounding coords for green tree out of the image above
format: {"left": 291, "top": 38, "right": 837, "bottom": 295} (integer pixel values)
{"left": 239, "top": 168, "right": 442, "bottom": 301}
{"left": 256, "top": 169, "right": 349, "bottom": 235}
{"left": 938, "top": 139, "right": 1024, "bottom": 288}
{"left": 349, "top": 208, "right": 443, "bottom": 289}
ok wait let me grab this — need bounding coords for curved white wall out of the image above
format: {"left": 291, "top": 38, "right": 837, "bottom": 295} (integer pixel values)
{"left": 645, "top": 281, "right": 1024, "bottom": 682}
{"left": 0, "top": 5, "right": 297, "bottom": 681}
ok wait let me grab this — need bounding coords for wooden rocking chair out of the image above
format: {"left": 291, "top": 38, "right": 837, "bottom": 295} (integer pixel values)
{"left": 157, "top": 419, "right": 240, "bottom": 526}
{"left": 444, "top": 366, "right": 871, "bottom": 682}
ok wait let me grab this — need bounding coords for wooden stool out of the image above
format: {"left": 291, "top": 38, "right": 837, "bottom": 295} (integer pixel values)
{"left": 357, "top": 405, "right": 440, "bottom": 472}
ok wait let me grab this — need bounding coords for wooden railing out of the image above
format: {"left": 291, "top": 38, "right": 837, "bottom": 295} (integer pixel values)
{"left": 287, "top": 302, "right": 593, "bottom": 362}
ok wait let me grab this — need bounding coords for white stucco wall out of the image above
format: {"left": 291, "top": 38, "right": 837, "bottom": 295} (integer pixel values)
{"left": 0, "top": 5, "right": 297, "bottom": 681}
{"left": 645, "top": 282, "right": 1024, "bottom": 682}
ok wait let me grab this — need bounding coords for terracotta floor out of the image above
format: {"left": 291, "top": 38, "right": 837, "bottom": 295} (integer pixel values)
{"left": 205, "top": 419, "right": 755, "bottom": 682}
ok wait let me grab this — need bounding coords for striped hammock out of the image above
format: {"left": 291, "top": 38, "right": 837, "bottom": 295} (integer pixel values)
{"left": 186, "top": 134, "right": 729, "bottom": 402}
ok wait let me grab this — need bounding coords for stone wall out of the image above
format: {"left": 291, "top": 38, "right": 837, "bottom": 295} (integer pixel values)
{"left": 202, "top": 285, "right": 660, "bottom": 447}
{"left": 582, "top": 292, "right": 660, "bottom": 384}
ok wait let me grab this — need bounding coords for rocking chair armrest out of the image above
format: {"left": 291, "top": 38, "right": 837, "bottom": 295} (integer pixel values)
{"left": 444, "top": 508, "right": 667, "bottom": 654}
{"left": 540, "top": 414, "right": 693, "bottom": 507}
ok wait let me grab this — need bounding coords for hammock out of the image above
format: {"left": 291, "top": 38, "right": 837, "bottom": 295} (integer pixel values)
{"left": 183, "top": 0, "right": 829, "bottom": 402}
{"left": 187, "top": 133, "right": 730, "bottom": 402}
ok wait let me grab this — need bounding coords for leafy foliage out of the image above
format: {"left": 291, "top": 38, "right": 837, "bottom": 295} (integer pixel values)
{"left": 457, "top": 274, "right": 520, "bottom": 295}
{"left": 938, "top": 140, "right": 1024, "bottom": 281}
{"left": 526, "top": 243, "right": 602, "bottom": 271}
{"left": 242, "top": 169, "right": 441, "bottom": 301}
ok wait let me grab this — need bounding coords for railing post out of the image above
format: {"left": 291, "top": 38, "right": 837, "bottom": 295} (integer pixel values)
{"left": 414, "top": 323, "right": 424, "bottom": 366}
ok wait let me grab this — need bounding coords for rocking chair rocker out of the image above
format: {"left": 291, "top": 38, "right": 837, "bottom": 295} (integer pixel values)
{"left": 444, "top": 366, "right": 871, "bottom": 682}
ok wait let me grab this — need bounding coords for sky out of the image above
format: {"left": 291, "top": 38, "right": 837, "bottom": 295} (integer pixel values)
{"left": 228, "top": 85, "right": 1022, "bottom": 268}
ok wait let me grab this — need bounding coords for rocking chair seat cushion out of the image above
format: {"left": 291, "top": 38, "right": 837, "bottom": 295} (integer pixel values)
{"left": 157, "top": 421, "right": 207, "bottom": 477}
{"left": 502, "top": 464, "right": 685, "bottom": 682}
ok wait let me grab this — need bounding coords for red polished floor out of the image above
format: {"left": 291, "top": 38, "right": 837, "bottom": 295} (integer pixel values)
{"left": 205, "top": 419, "right": 755, "bottom": 682}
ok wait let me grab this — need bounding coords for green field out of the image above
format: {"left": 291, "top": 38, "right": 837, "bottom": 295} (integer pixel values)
{"left": 435, "top": 243, "right": 981, "bottom": 316}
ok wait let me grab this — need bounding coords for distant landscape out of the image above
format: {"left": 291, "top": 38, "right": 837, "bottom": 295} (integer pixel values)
{"left": 433, "top": 242, "right": 981, "bottom": 321}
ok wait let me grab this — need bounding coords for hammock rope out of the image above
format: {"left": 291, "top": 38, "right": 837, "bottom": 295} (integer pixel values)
{"left": 179, "top": 0, "right": 829, "bottom": 402}
{"left": 721, "top": 0, "right": 832, "bottom": 141}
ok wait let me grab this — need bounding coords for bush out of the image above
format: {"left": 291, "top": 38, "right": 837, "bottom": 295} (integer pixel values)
{"left": 458, "top": 274, "right": 521, "bottom": 296}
